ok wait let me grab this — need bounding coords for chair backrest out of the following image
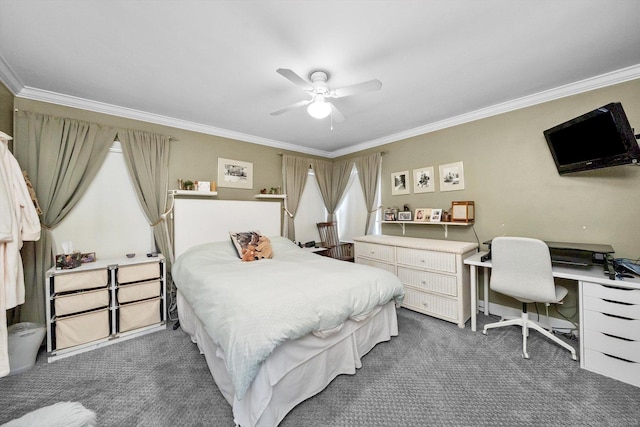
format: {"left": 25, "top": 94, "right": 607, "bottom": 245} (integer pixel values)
{"left": 316, "top": 221, "right": 340, "bottom": 248}
{"left": 490, "top": 236, "right": 558, "bottom": 303}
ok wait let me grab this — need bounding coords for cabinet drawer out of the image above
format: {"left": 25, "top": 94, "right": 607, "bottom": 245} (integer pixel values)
{"left": 117, "top": 262, "right": 161, "bottom": 284}
{"left": 55, "top": 308, "right": 110, "bottom": 350}
{"left": 583, "top": 348, "right": 640, "bottom": 388}
{"left": 583, "top": 310, "right": 640, "bottom": 341}
{"left": 583, "top": 328, "right": 640, "bottom": 363}
{"left": 118, "top": 280, "right": 162, "bottom": 304}
{"left": 355, "top": 243, "right": 395, "bottom": 264}
{"left": 402, "top": 287, "right": 458, "bottom": 321}
{"left": 583, "top": 295, "right": 640, "bottom": 320}
{"left": 356, "top": 257, "right": 395, "bottom": 274}
{"left": 53, "top": 269, "right": 109, "bottom": 293}
{"left": 54, "top": 288, "right": 110, "bottom": 317}
{"left": 396, "top": 247, "right": 456, "bottom": 273}
{"left": 118, "top": 297, "right": 161, "bottom": 332}
{"left": 583, "top": 282, "right": 640, "bottom": 305}
{"left": 397, "top": 267, "right": 457, "bottom": 297}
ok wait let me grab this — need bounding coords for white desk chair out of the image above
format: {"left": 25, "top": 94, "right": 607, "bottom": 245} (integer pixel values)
{"left": 482, "top": 236, "right": 577, "bottom": 360}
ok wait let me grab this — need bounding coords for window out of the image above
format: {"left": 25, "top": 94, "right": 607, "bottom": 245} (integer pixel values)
{"left": 52, "top": 141, "right": 153, "bottom": 259}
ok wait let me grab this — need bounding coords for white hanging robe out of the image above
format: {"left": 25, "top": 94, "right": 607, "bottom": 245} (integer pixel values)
{"left": 0, "top": 133, "right": 41, "bottom": 377}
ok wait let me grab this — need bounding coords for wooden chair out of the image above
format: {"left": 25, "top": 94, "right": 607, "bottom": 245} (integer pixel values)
{"left": 316, "top": 221, "right": 354, "bottom": 262}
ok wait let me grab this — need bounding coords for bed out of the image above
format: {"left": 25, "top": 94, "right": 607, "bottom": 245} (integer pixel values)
{"left": 171, "top": 199, "right": 404, "bottom": 426}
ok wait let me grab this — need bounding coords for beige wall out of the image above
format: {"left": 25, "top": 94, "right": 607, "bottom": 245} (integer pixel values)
{"left": 8, "top": 79, "right": 640, "bottom": 323}
{"left": 0, "top": 82, "right": 13, "bottom": 146}
{"left": 11, "top": 98, "right": 321, "bottom": 202}
{"left": 342, "top": 78, "right": 640, "bottom": 259}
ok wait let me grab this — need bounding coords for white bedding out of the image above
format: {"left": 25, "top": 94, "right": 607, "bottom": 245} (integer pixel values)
{"left": 172, "top": 236, "right": 405, "bottom": 400}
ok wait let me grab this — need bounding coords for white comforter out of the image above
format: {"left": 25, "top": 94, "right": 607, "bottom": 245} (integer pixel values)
{"left": 172, "top": 236, "right": 404, "bottom": 399}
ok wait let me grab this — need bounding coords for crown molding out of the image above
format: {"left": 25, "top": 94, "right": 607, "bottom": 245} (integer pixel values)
{"left": 7, "top": 64, "right": 640, "bottom": 159}
{"left": 0, "top": 54, "right": 24, "bottom": 94}
{"left": 14, "top": 86, "right": 333, "bottom": 158}
{"left": 332, "top": 64, "right": 640, "bottom": 158}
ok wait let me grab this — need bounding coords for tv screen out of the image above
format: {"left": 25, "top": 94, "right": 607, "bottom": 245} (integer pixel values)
{"left": 543, "top": 102, "right": 639, "bottom": 174}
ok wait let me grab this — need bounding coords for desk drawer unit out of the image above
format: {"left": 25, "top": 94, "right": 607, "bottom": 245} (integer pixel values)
{"left": 581, "top": 282, "right": 640, "bottom": 387}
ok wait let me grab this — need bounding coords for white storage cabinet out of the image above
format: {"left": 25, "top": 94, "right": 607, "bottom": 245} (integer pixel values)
{"left": 45, "top": 255, "right": 166, "bottom": 362}
{"left": 354, "top": 235, "right": 477, "bottom": 328}
{"left": 580, "top": 281, "right": 640, "bottom": 388}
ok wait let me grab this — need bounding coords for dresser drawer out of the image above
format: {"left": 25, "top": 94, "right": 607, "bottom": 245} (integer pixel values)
{"left": 583, "top": 348, "right": 640, "bottom": 388}
{"left": 397, "top": 266, "right": 457, "bottom": 297}
{"left": 117, "top": 279, "right": 162, "bottom": 304}
{"left": 118, "top": 297, "right": 162, "bottom": 332}
{"left": 117, "top": 262, "right": 161, "bottom": 284}
{"left": 583, "top": 328, "right": 640, "bottom": 363}
{"left": 356, "top": 257, "right": 396, "bottom": 274}
{"left": 55, "top": 308, "right": 110, "bottom": 350}
{"left": 583, "top": 310, "right": 640, "bottom": 341}
{"left": 396, "top": 247, "right": 457, "bottom": 273}
{"left": 402, "top": 287, "right": 458, "bottom": 321}
{"left": 53, "top": 269, "right": 109, "bottom": 293}
{"left": 54, "top": 287, "right": 110, "bottom": 317}
{"left": 355, "top": 243, "right": 395, "bottom": 264}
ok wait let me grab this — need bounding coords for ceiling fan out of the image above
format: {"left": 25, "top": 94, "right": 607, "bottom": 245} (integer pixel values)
{"left": 271, "top": 68, "right": 382, "bottom": 122}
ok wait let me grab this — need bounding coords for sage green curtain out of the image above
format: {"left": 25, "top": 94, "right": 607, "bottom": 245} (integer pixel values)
{"left": 117, "top": 129, "right": 172, "bottom": 266}
{"left": 14, "top": 111, "right": 117, "bottom": 324}
{"left": 354, "top": 152, "right": 382, "bottom": 234}
{"left": 282, "top": 155, "right": 310, "bottom": 241}
{"left": 311, "top": 158, "right": 355, "bottom": 222}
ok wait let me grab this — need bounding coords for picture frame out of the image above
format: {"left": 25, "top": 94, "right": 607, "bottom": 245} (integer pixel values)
{"left": 413, "top": 166, "right": 435, "bottom": 193}
{"left": 414, "top": 208, "right": 431, "bottom": 222}
{"left": 384, "top": 211, "right": 397, "bottom": 221}
{"left": 439, "top": 161, "right": 465, "bottom": 192}
{"left": 218, "top": 158, "right": 253, "bottom": 189}
{"left": 398, "top": 211, "right": 412, "bottom": 221}
{"left": 391, "top": 170, "right": 410, "bottom": 195}
{"left": 430, "top": 208, "right": 443, "bottom": 222}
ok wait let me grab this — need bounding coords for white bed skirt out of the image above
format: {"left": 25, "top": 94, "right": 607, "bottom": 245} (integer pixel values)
{"left": 177, "top": 291, "right": 398, "bottom": 427}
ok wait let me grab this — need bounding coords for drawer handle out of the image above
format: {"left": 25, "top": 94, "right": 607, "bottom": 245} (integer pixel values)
{"left": 420, "top": 259, "right": 425, "bottom": 263}
{"left": 601, "top": 332, "right": 633, "bottom": 342}
{"left": 602, "top": 353, "right": 636, "bottom": 364}
{"left": 602, "top": 312, "right": 633, "bottom": 321}
{"left": 602, "top": 298, "right": 633, "bottom": 306}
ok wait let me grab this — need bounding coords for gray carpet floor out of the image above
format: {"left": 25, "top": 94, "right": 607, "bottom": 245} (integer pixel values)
{"left": 1, "top": 308, "right": 639, "bottom": 426}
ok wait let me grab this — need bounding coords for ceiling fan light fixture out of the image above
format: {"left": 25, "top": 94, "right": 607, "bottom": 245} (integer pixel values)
{"left": 307, "top": 97, "right": 332, "bottom": 119}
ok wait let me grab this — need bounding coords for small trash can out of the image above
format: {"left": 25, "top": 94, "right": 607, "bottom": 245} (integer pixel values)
{"left": 7, "top": 322, "right": 46, "bottom": 376}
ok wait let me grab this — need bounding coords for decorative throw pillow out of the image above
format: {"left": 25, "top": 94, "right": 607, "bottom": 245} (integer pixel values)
{"left": 229, "top": 231, "right": 273, "bottom": 262}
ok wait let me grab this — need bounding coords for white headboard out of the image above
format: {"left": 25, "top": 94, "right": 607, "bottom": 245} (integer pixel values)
{"left": 173, "top": 198, "right": 282, "bottom": 257}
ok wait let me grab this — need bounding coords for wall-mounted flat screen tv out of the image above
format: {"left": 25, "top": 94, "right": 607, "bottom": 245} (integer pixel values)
{"left": 543, "top": 102, "right": 639, "bottom": 175}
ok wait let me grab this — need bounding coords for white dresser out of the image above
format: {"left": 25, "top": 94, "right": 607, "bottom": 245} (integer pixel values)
{"left": 354, "top": 235, "right": 478, "bottom": 328}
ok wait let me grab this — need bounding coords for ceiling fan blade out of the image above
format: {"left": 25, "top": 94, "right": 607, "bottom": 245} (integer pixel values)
{"left": 270, "top": 99, "right": 312, "bottom": 116}
{"left": 331, "top": 79, "right": 382, "bottom": 98}
{"left": 276, "top": 68, "right": 313, "bottom": 91}
{"left": 330, "top": 103, "right": 346, "bottom": 122}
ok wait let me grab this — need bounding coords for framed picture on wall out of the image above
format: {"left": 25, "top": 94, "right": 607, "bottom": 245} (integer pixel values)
{"left": 439, "top": 161, "right": 465, "bottom": 192}
{"left": 413, "top": 166, "right": 435, "bottom": 193}
{"left": 218, "top": 158, "right": 253, "bottom": 189}
{"left": 391, "top": 170, "right": 410, "bottom": 195}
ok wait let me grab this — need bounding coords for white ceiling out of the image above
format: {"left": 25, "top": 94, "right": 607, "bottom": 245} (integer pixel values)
{"left": 1, "top": 1, "right": 639, "bottom": 158}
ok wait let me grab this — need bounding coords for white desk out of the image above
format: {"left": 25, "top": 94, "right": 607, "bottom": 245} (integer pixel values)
{"left": 464, "top": 251, "right": 640, "bottom": 388}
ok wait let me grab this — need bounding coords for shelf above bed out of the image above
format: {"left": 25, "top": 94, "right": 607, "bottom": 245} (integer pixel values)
{"left": 169, "top": 190, "right": 218, "bottom": 197}
{"left": 255, "top": 194, "right": 287, "bottom": 199}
